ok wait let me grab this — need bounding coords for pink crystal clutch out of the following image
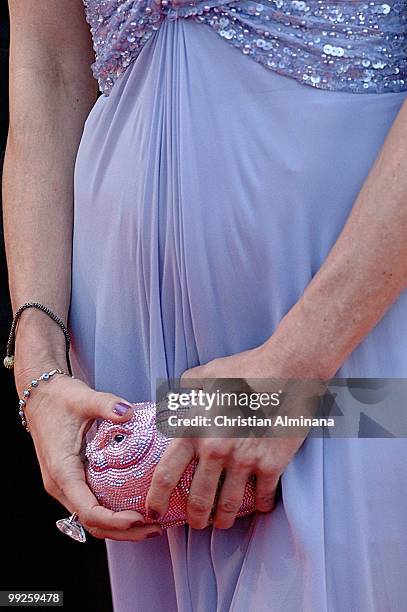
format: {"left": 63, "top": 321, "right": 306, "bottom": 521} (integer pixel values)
{"left": 85, "top": 401, "right": 256, "bottom": 528}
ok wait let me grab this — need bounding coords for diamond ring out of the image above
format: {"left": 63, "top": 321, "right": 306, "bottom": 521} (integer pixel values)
{"left": 56, "top": 512, "right": 86, "bottom": 543}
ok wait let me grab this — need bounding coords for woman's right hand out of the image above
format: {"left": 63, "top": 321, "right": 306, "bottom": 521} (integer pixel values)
{"left": 14, "top": 366, "right": 163, "bottom": 542}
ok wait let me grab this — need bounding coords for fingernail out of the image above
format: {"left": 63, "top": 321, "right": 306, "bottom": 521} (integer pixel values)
{"left": 113, "top": 402, "right": 132, "bottom": 416}
{"left": 147, "top": 531, "right": 162, "bottom": 539}
{"left": 147, "top": 509, "right": 161, "bottom": 520}
{"left": 131, "top": 520, "right": 144, "bottom": 527}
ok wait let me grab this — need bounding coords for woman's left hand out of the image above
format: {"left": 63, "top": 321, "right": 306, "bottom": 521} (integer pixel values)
{"left": 145, "top": 338, "right": 319, "bottom": 529}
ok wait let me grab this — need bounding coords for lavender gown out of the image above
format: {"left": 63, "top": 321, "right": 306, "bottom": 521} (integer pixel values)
{"left": 69, "top": 2, "right": 407, "bottom": 610}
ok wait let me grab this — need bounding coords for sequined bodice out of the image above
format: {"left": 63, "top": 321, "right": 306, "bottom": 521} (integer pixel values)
{"left": 83, "top": 0, "right": 407, "bottom": 96}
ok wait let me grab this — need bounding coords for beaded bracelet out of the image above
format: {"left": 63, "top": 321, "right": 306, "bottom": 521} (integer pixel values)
{"left": 3, "top": 302, "right": 72, "bottom": 376}
{"left": 18, "top": 368, "right": 74, "bottom": 432}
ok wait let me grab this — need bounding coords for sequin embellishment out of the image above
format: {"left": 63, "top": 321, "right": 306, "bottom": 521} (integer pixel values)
{"left": 83, "top": 0, "right": 407, "bottom": 95}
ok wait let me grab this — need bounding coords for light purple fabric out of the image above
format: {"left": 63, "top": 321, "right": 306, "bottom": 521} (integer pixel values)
{"left": 70, "top": 17, "right": 407, "bottom": 612}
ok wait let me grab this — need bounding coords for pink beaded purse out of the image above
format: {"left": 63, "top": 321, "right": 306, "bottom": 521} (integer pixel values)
{"left": 85, "top": 401, "right": 256, "bottom": 528}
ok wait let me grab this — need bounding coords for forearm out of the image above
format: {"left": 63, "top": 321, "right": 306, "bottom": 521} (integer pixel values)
{"left": 271, "top": 99, "right": 407, "bottom": 379}
{"left": 3, "top": 10, "right": 98, "bottom": 380}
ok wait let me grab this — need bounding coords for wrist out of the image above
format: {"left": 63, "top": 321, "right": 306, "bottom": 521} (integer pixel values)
{"left": 11, "top": 308, "right": 70, "bottom": 388}
{"left": 262, "top": 301, "right": 341, "bottom": 380}
{"left": 14, "top": 358, "right": 71, "bottom": 396}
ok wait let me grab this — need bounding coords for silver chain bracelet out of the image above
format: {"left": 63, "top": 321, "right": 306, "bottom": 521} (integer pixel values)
{"left": 18, "top": 368, "right": 74, "bottom": 432}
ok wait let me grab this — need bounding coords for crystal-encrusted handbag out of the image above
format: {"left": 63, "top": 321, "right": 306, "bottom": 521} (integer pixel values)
{"left": 85, "top": 401, "right": 256, "bottom": 528}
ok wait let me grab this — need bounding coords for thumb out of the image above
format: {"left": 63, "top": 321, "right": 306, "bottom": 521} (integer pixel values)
{"left": 86, "top": 391, "right": 135, "bottom": 422}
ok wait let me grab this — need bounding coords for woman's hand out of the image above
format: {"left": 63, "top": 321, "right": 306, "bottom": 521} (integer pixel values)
{"left": 16, "top": 366, "right": 163, "bottom": 541}
{"left": 145, "top": 96, "right": 407, "bottom": 532}
{"left": 146, "top": 338, "right": 317, "bottom": 530}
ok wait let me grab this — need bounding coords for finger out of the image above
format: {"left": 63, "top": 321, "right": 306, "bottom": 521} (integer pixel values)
{"left": 254, "top": 468, "right": 279, "bottom": 513}
{"left": 186, "top": 460, "right": 223, "bottom": 529}
{"left": 57, "top": 465, "right": 146, "bottom": 530}
{"left": 81, "top": 390, "right": 136, "bottom": 423}
{"left": 212, "top": 469, "right": 250, "bottom": 529}
{"left": 48, "top": 475, "right": 147, "bottom": 533}
{"left": 85, "top": 524, "right": 164, "bottom": 542}
{"left": 146, "top": 440, "right": 194, "bottom": 520}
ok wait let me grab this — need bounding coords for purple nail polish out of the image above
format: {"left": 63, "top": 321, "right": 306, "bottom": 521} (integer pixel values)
{"left": 147, "top": 509, "right": 161, "bottom": 520}
{"left": 147, "top": 531, "right": 161, "bottom": 539}
{"left": 113, "top": 402, "right": 131, "bottom": 416}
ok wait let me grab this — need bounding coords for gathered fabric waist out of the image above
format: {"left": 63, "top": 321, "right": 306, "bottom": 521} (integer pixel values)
{"left": 83, "top": 0, "right": 407, "bottom": 96}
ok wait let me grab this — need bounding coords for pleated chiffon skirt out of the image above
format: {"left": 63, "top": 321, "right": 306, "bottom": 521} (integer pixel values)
{"left": 70, "top": 16, "right": 407, "bottom": 612}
